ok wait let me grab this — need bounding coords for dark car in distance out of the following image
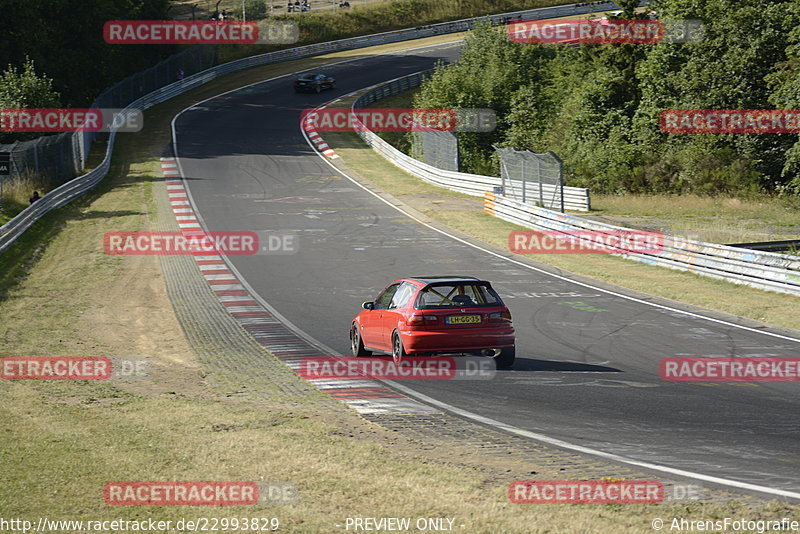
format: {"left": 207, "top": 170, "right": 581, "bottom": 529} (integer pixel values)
{"left": 294, "top": 72, "right": 335, "bottom": 93}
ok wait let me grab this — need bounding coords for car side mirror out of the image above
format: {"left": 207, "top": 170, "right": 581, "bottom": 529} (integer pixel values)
{"left": 362, "top": 301, "right": 374, "bottom": 310}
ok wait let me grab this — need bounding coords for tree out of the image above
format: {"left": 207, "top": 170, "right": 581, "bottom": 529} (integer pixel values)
{"left": 766, "top": 20, "right": 800, "bottom": 190}
{"left": 0, "top": 57, "right": 62, "bottom": 143}
{"left": 0, "top": 0, "right": 172, "bottom": 106}
{"left": 414, "top": 0, "right": 800, "bottom": 194}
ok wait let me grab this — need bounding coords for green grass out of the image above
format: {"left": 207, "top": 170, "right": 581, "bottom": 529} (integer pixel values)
{"left": 8, "top": 380, "right": 793, "bottom": 533}
{"left": 213, "top": 0, "right": 578, "bottom": 63}
{"left": 364, "top": 88, "right": 416, "bottom": 153}
{"left": 322, "top": 89, "right": 800, "bottom": 331}
{"left": 590, "top": 194, "right": 800, "bottom": 245}
{"left": 2, "top": 25, "right": 798, "bottom": 534}
{"left": 362, "top": 89, "right": 800, "bottom": 246}
{"left": 0, "top": 174, "right": 50, "bottom": 226}
{"left": 171, "top": 0, "right": 399, "bottom": 20}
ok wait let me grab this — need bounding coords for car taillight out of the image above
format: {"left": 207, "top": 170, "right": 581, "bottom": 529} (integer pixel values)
{"left": 407, "top": 315, "right": 438, "bottom": 325}
{"left": 489, "top": 311, "right": 512, "bottom": 323}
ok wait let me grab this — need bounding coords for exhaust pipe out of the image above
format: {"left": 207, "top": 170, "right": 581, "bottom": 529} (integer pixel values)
{"left": 481, "top": 349, "right": 498, "bottom": 357}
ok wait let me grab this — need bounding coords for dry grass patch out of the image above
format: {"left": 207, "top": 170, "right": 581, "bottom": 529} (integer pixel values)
{"left": 322, "top": 126, "right": 800, "bottom": 332}
{"left": 2, "top": 381, "right": 797, "bottom": 533}
{"left": 1, "top": 30, "right": 798, "bottom": 534}
{"left": 591, "top": 194, "right": 800, "bottom": 245}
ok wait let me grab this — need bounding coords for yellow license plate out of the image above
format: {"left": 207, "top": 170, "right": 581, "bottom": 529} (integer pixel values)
{"left": 446, "top": 315, "right": 481, "bottom": 325}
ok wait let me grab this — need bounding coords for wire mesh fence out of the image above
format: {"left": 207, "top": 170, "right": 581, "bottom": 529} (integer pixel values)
{"left": 494, "top": 146, "right": 564, "bottom": 212}
{"left": 1, "top": 0, "right": 606, "bottom": 200}
{"left": 2, "top": 0, "right": 602, "bottom": 249}
{"left": 85, "top": 44, "right": 219, "bottom": 159}
{"left": 1, "top": 45, "right": 219, "bottom": 199}
{"left": 0, "top": 133, "right": 83, "bottom": 192}
{"left": 411, "top": 128, "right": 459, "bottom": 172}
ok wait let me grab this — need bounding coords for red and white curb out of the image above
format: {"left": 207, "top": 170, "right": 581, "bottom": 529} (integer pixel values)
{"left": 160, "top": 157, "right": 434, "bottom": 415}
{"left": 303, "top": 110, "right": 339, "bottom": 159}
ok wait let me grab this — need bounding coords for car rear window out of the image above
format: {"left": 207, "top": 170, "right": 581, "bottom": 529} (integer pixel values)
{"left": 415, "top": 283, "right": 502, "bottom": 309}
{"left": 298, "top": 74, "right": 316, "bottom": 80}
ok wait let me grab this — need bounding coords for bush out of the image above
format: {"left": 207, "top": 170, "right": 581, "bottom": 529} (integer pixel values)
{"left": 412, "top": 0, "right": 800, "bottom": 196}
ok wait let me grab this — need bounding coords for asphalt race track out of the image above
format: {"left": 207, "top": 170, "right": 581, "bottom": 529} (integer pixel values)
{"left": 173, "top": 43, "right": 800, "bottom": 499}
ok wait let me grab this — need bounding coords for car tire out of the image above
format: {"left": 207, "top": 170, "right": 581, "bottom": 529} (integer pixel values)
{"left": 494, "top": 347, "right": 515, "bottom": 369}
{"left": 351, "top": 324, "right": 371, "bottom": 357}
{"left": 392, "top": 331, "right": 407, "bottom": 365}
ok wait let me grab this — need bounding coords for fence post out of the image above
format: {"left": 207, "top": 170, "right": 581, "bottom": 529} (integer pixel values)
{"left": 32, "top": 139, "right": 40, "bottom": 177}
{"left": 558, "top": 155, "right": 564, "bottom": 213}
{"left": 9, "top": 142, "right": 19, "bottom": 181}
{"left": 77, "top": 130, "right": 85, "bottom": 172}
{"left": 537, "top": 157, "right": 543, "bottom": 208}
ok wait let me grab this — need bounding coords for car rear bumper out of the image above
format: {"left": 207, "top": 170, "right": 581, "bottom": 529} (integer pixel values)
{"left": 400, "top": 328, "right": 515, "bottom": 355}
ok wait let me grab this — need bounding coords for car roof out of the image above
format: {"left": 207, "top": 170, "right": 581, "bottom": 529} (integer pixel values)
{"left": 404, "top": 276, "right": 484, "bottom": 285}
{"left": 298, "top": 72, "right": 322, "bottom": 78}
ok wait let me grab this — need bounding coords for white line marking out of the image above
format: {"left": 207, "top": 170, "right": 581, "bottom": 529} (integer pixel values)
{"left": 209, "top": 284, "right": 245, "bottom": 291}
{"left": 198, "top": 263, "right": 226, "bottom": 270}
{"left": 171, "top": 39, "right": 800, "bottom": 500}
{"left": 226, "top": 306, "right": 266, "bottom": 313}
{"left": 218, "top": 295, "right": 256, "bottom": 302}
{"left": 204, "top": 274, "right": 236, "bottom": 281}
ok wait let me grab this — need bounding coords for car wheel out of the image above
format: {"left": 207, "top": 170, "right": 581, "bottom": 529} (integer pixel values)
{"left": 494, "top": 346, "right": 515, "bottom": 369}
{"left": 392, "top": 331, "right": 406, "bottom": 366}
{"left": 350, "top": 324, "right": 371, "bottom": 357}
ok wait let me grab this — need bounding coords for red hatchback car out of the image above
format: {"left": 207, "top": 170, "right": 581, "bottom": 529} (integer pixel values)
{"left": 350, "top": 276, "right": 516, "bottom": 368}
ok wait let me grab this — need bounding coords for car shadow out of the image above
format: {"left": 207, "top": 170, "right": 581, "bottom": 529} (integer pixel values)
{"left": 356, "top": 354, "right": 621, "bottom": 373}
{"left": 505, "top": 358, "right": 622, "bottom": 373}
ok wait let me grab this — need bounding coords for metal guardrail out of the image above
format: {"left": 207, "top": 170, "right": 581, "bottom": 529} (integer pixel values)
{"left": 728, "top": 240, "right": 800, "bottom": 253}
{"left": 484, "top": 192, "right": 800, "bottom": 296}
{"left": 351, "top": 72, "right": 591, "bottom": 211}
{"left": 0, "top": 1, "right": 620, "bottom": 254}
